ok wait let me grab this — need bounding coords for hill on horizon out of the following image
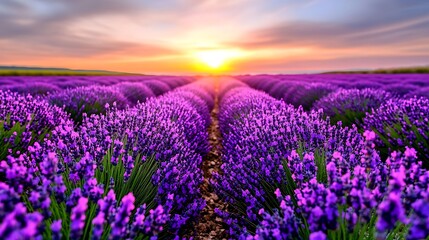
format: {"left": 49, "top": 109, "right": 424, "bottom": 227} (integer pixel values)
{"left": 324, "top": 66, "right": 429, "bottom": 74}
{"left": 0, "top": 66, "right": 139, "bottom": 76}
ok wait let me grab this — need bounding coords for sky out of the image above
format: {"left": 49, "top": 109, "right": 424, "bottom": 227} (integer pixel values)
{"left": 0, "top": 0, "right": 428, "bottom": 74}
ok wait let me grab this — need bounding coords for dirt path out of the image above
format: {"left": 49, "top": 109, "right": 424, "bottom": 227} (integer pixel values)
{"left": 192, "top": 88, "right": 228, "bottom": 239}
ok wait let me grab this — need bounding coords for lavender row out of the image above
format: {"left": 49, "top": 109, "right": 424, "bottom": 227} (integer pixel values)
{"left": 312, "top": 88, "right": 393, "bottom": 127}
{"left": 46, "top": 79, "right": 191, "bottom": 122}
{"left": 239, "top": 74, "right": 429, "bottom": 165}
{"left": 0, "top": 76, "right": 192, "bottom": 123}
{"left": 238, "top": 74, "right": 429, "bottom": 93}
{"left": 0, "top": 76, "right": 192, "bottom": 94}
{"left": 213, "top": 79, "right": 429, "bottom": 239}
{"left": 0, "top": 79, "right": 214, "bottom": 239}
{"left": 314, "top": 88, "right": 429, "bottom": 166}
{"left": 238, "top": 74, "right": 429, "bottom": 109}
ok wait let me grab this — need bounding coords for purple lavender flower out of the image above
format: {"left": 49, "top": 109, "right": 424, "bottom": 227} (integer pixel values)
{"left": 111, "top": 193, "right": 135, "bottom": 239}
{"left": 408, "top": 190, "right": 429, "bottom": 240}
{"left": 288, "top": 151, "right": 317, "bottom": 187}
{"left": 254, "top": 195, "right": 301, "bottom": 239}
{"left": 92, "top": 211, "right": 106, "bottom": 240}
{"left": 309, "top": 231, "right": 327, "bottom": 240}
{"left": 83, "top": 177, "right": 104, "bottom": 201}
{"left": 130, "top": 204, "right": 147, "bottom": 238}
{"left": 53, "top": 175, "right": 66, "bottom": 202}
{"left": 143, "top": 205, "right": 170, "bottom": 236}
{"left": 376, "top": 192, "right": 406, "bottom": 234}
{"left": 0, "top": 203, "right": 43, "bottom": 239}
{"left": 51, "top": 219, "right": 62, "bottom": 240}
{"left": 70, "top": 197, "right": 88, "bottom": 239}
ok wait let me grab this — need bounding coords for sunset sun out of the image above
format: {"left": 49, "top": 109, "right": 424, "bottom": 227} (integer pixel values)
{"left": 195, "top": 49, "right": 243, "bottom": 71}
{"left": 197, "top": 51, "right": 226, "bottom": 69}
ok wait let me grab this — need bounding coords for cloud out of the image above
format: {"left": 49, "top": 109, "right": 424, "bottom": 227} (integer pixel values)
{"left": 0, "top": 0, "right": 182, "bottom": 58}
{"left": 232, "top": 0, "right": 429, "bottom": 51}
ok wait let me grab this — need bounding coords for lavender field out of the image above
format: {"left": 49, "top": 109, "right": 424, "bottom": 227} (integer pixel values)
{"left": 1, "top": 74, "right": 429, "bottom": 239}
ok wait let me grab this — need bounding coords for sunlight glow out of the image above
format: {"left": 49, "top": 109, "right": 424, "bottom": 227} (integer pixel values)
{"left": 195, "top": 49, "right": 242, "bottom": 70}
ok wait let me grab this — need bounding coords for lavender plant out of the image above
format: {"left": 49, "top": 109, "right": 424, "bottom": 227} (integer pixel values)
{"left": 282, "top": 82, "right": 336, "bottom": 110}
{"left": 242, "top": 78, "right": 336, "bottom": 110}
{"left": 0, "top": 90, "right": 70, "bottom": 159}
{"left": 364, "top": 97, "right": 429, "bottom": 166}
{"left": 112, "top": 82, "right": 155, "bottom": 105}
{"left": 382, "top": 83, "right": 418, "bottom": 97}
{"left": 143, "top": 81, "right": 172, "bottom": 96}
{"left": 48, "top": 86, "right": 130, "bottom": 122}
{"left": 405, "top": 87, "right": 429, "bottom": 100}
{"left": 313, "top": 88, "right": 392, "bottom": 127}
{"left": 7, "top": 82, "right": 61, "bottom": 96}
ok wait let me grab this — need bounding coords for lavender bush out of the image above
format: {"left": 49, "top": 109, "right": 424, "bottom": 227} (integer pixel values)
{"left": 143, "top": 81, "right": 172, "bottom": 96}
{"left": 364, "top": 97, "right": 429, "bottom": 166}
{"left": 0, "top": 90, "right": 70, "bottom": 159}
{"left": 6, "top": 82, "right": 61, "bottom": 96}
{"left": 405, "top": 87, "right": 429, "bottom": 100}
{"left": 48, "top": 86, "right": 130, "bottom": 122}
{"left": 282, "top": 82, "right": 336, "bottom": 110}
{"left": 113, "top": 82, "right": 155, "bottom": 105}
{"left": 313, "top": 88, "right": 392, "bottom": 127}
{"left": 382, "top": 83, "right": 418, "bottom": 97}
{"left": 242, "top": 77, "right": 336, "bottom": 110}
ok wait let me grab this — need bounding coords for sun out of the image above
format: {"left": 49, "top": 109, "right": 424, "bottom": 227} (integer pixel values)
{"left": 195, "top": 49, "right": 241, "bottom": 70}
{"left": 197, "top": 51, "right": 226, "bottom": 69}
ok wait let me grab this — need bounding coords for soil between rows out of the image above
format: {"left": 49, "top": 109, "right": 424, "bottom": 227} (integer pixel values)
{"left": 190, "top": 90, "right": 229, "bottom": 239}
